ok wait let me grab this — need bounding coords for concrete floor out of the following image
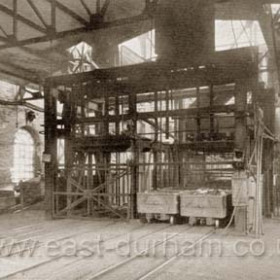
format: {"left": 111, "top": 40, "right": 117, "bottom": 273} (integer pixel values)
{"left": 0, "top": 210, "right": 279, "bottom": 280}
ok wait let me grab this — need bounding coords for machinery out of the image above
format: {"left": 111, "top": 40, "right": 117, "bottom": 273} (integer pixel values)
{"left": 44, "top": 46, "right": 266, "bottom": 224}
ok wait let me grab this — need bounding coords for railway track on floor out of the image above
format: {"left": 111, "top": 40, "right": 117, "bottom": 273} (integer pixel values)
{"left": 0, "top": 220, "right": 118, "bottom": 279}
{"left": 44, "top": 224, "right": 178, "bottom": 280}
{"left": 0, "top": 220, "right": 116, "bottom": 257}
{"left": 0, "top": 222, "right": 173, "bottom": 280}
{"left": 137, "top": 229, "right": 215, "bottom": 280}
{"left": 81, "top": 227, "right": 215, "bottom": 280}
{"left": 0, "top": 218, "right": 93, "bottom": 242}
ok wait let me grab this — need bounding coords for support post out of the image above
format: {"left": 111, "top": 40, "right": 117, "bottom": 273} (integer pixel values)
{"left": 258, "top": 89, "right": 275, "bottom": 217}
{"left": 209, "top": 83, "right": 215, "bottom": 139}
{"left": 44, "top": 82, "right": 57, "bottom": 218}
{"left": 129, "top": 92, "right": 138, "bottom": 218}
{"left": 233, "top": 79, "right": 248, "bottom": 233}
{"left": 234, "top": 79, "right": 248, "bottom": 156}
{"left": 13, "top": 0, "right": 18, "bottom": 39}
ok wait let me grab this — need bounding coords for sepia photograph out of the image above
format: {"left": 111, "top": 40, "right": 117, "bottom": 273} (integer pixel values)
{"left": 0, "top": 0, "right": 279, "bottom": 279}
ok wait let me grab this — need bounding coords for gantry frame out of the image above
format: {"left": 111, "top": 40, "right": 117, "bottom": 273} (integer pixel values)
{"left": 44, "top": 47, "right": 271, "bottom": 220}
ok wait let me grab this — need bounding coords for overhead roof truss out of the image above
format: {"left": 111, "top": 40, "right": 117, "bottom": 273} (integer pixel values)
{"left": 0, "top": 0, "right": 154, "bottom": 50}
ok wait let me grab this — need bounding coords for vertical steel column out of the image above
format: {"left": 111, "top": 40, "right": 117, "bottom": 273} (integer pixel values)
{"left": 51, "top": 0, "right": 56, "bottom": 31}
{"left": 13, "top": 0, "right": 18, "bottom": 39}
{"left": 233, "top": 79, "right": 248, "bottom": 232}
{"left": 235, "top": 80, "right": 247, "bottom": 154}
{"left": 258, "top": 89, "right": 275, "bottom": 217}
{"left": 209, "top": 84, "right": 215, "bottom": 139}
{"left": 129, "top": 92, "right": 138, "bottom": 218}
{"left": 87, "top": 153, "right": 93, "bottom": 215}
{"left": 153, "top": 91, "right": 158, "bottom": 190}
{"left": 166, "top": 89, "right": 170, "bottom": 139}
{"left": 80, "top": 83, "right": 86, "bottom": 137}
{"left": 115, "top": 96, "right": 121, "bottom": 206}
{"left": 154, "top": 91, "right": 158, "bottom": 141}
{"left": 104, "top": 83, "right": 109, "bottom": 136}
{"left": 196, "top": 86, "right": 201, "bottom": 139}
{"left": 64, "top": 85, "right": 74, "bottom": 205}
{"left": 44, "top": 82, "right": 57, "bottom": 218}
{"left": 116, "top": 96, "right": 120, "bottom": 135}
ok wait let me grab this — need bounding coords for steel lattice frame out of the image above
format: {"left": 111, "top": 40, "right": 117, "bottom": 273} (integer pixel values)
{"left": 43, "top": 47, "right": 269, "bottom": 220}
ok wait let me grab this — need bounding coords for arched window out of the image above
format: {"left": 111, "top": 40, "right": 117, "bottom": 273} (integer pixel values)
{"left": 12, "top": 129, "right": 35, "bottom": 183}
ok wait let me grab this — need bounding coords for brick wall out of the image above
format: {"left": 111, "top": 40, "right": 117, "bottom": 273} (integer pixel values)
{"left": 0, "top": 81, "right": 44, "bottom": 187}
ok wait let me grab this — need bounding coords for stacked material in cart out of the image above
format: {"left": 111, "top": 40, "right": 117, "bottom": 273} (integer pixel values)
{"left": 180, "top": 189, "right": 232, "bottom": 226}
{"left": 137, "top": 188, "right": 180, "bottom": 224}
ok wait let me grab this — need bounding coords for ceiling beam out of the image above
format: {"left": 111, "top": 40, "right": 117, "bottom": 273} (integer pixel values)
{"left": 21, "top": 45, "right": 67, "bottom": 62}
{"left": 0, "top": 3, "right": 46, "bottom": 34}
{"left": 100, "top": 0, "right": 111, "bottom": 17}
{"left": 0, "top": 59, "right": 47, "bottom": 77}
{"left": 0, "top": 67, "right": 39, "bottom": 83}
{"left": 80, "top": 0, "right": 91, "bottom": 17}
{"left": 26, "top": 0, "right": 49, "bottom": 28}
{"left": 96, "top": 0, "right": 101, "bottom": 14}
{"left": 13, "top": 0, "right": 18, "bottom": 38}
{"left": 0, "top": 24, "right": 8, "bottom": 37}
{"left": 51, "top": 0, "right": 56, "bottom": 30}
{"left": 0, "top": 33, "right": 65, "bottom": 65}
{"left": 44, "top": 0, "right": 89, "bottom": 26}
{"left": 0, "top": 13, "right": 150, "bottom": 50}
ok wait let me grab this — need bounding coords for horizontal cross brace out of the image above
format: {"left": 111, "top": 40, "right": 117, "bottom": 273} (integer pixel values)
{"left": 0, "top": 13, "right": 150, "bottom": 50}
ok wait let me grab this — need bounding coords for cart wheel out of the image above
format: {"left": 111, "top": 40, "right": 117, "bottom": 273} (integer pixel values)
{"left": 200, "top": 218, "right": 206, "bottom": 226}
{"left": 215, "top": 219, "right": 220, "bottom": 228}
{"left": 139, "top": 214, "right": 147, "bottom": 224}
{"left": 170, "top": 215, "right": 175, "bottom": 225}
{"left": 189, "top": 217, "right": 197, "bottom": 226}
{"left": 146, "top": 214, "right": 152, "bottom": 224}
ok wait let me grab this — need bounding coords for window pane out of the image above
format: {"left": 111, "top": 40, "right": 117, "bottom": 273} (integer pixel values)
{"left": 12, "top": 129, "right": 35, "bottom": 183}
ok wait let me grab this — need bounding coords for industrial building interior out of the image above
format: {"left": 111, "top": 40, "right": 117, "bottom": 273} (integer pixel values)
{"left": 1, "top": 0, "right": 280, "bottom": 279}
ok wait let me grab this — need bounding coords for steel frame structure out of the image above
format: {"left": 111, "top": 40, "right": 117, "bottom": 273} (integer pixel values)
{"left": 44, "top": 47, "right": 269, "bottom": 220}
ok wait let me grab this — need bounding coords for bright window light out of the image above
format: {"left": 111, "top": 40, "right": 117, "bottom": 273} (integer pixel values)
{"left": 67, "top": 41, "right": 99, "bottom": 73}
{"left": 215, "top": 20, "right": 265, "bottom": 51}
{"left": 11, "top": 129, "right": 35, "bottom": 183}
{"left": 119, "top": 29, "right": 157, "bottom": 66}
